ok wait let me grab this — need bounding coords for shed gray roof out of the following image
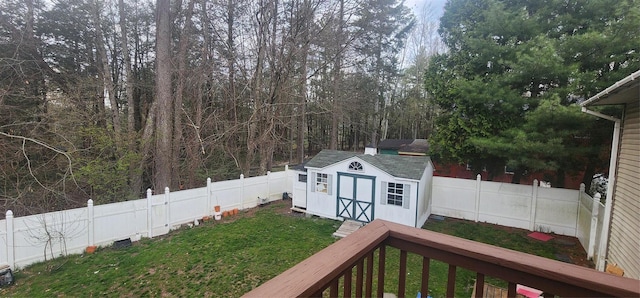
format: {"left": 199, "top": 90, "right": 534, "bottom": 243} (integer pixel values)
{"left": 305, "top": 150, "right": 430, "bottom": 180}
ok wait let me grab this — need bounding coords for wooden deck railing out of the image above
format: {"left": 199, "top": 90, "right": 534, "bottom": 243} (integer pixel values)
{"left": 243, "top": 219, "right": 639, "bottom": 297}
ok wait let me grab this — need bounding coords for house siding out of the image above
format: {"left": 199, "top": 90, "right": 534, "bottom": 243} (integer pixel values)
{"left": 608, "top": 101, "right": 640, "bottom": 279}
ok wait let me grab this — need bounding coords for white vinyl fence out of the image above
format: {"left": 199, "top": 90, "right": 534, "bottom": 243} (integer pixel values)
{"left": 575, "top": 186, "right": 605, "bottom": 263}
{"left": 0, "top": 168, "right": 605, "bottom": 271}
{"left": 0, "top": 168, "right": 293, "bottom": 269}
{"left": 431, "top": 175, "right": 580, "bottom": 236}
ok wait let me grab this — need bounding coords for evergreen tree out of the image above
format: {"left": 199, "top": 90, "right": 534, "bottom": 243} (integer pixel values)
{"left": 425, "top": 0, "right": 639, "bottom": 185}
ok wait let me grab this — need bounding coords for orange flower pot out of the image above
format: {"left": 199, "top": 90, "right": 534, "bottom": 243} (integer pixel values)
{"left": 232, "top": 208, "right": 239, "bottom": 215}
{"left": 86, "top": 246, "right": 97, "bottom": 254}
{"left": 214, "top": 205, "right": 221, "bottom": 212}
{"left": 223, "top": 211, "right": 230, "bottom": 217}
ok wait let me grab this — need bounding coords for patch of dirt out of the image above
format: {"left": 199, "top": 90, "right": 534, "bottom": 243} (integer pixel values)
{"left": 216, "top": 199, "right": 299, "bottom": 223}
{"left": 549, "top": 234, "right": 593, "bottom": 268}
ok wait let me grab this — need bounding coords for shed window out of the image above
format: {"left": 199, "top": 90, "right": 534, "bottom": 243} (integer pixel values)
{"left": 381, "top": 181, "right": 410, "bottom": 209}
{"left": 387, "top": 183, "right": 404, "bottom": 206}
{"left": 298, "top": 174, "right": 307, "bottom": 183}
{"left": 310, "top": 172, "right": 333, "bottom": 195}
{"left": 348, "top": 161, "right": 363, "bottom": 171}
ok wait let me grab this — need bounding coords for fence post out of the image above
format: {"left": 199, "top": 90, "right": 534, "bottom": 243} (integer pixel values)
{"left": 579, "top": 183, "right": 585, "bottom": 220}
{"left": 284, "top": 165, "right": 289, "bottom": 198}
{"left": 6, "top": 210, "right": 14, "bottom": 269}
{"left": 530, "top": 179, "right": 539, "bottom": 231}
{"left": 240, "top": 174, "right": 245, "bottom": 210}
{"left": 87, "top": 199, "right": 94, "bottom": 246}
{"left": 588, "top": 193, "right": 601, "bottom": 260}
{"left": 147, "top": 188, "right": 153, "bottom": 238}
{"left": 474, "top": 174, "right": 481, "bottom": 222}
{"left": 207, "top": 178, "right": 212, "bottom": 216}
{"left": 164, "top": 187, "right": 170, "bottom": 228}
{"left": 267, "top": 171, "right": 271, "bottom": 202}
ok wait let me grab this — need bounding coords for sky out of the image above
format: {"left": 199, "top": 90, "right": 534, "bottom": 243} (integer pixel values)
{"left": 404, "top": 0, "right": 448, "bottom": 20}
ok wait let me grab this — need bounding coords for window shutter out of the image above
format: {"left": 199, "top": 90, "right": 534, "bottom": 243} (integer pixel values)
{"left": 403, "top": 184, "right": 411, "bottom": 209}
{"left": 381, "top": 181, "right": 388, "bottom": 205}
{"left": 310, "top": 172, "right": 316, "bottom": 192}
{"left": 327, "top": 174, "right": 333, "bottom": 195}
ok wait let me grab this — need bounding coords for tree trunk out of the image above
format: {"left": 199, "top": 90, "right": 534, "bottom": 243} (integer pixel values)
{"left": 154, "top": 0, "right": 172, "bottom": 191}
{"left": 511, "top": 168, "right": 524, "bottom": 184}
{"left": 118, "top": 0, "right": 142, "bottom": 195}
{"left": 172, "top": 0, "right": 195, "bottom": 188}
{"left": 93, "top": 0, "right": 122, "bottom": 150}
{"left": 329, "top": 0, "right": 344, "bottom": 150}
{"left": 581, "top": 161, "right": 596, "bottom": 192}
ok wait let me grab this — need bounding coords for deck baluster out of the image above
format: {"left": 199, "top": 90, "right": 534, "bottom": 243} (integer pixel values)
{"left": 508, "top": 282, "right": 517, "bottom": 297}
{"left": 330, "top": 278, "right": 339, "bottom": 297}
{"left": 398, "top": 250, "right": 408, "bottom": 298}
{"left": 365, "top": 251, "right": 374, "bottom": 297}
{"left": 377, "top": 246, "right": 386, "bottom": 297}
{"left": 421, "top": 257, "right": 430, "bottom": 297}
{"left": 356, "top": 258, "right": 364, "bottom": 297}
{"left": 474, "top": 272, "right": 485, "bottom": 298}
{"left": 446, "top": 264, "right": 457, "bottom": 297}
{"left": 344, "top": 267, "right": 352, "bottom": 297}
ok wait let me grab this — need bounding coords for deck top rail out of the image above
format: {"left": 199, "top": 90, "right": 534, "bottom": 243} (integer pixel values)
{"left": 243, "top": 219, "right": 640, "bottom": 297}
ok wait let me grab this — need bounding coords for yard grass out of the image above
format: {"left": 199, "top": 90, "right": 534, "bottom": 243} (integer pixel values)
{"left": 1, "top": 201, "right": 589, "bottom": 297}
{"left": 1, "top": 202, "right": 339, "bottom": 297}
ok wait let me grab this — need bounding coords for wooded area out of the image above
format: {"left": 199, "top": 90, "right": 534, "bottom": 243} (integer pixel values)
{"left": 1, "top": 0, "right": 637, "bottom": 216}
{"left": 0, "top": 0, "right": 444, "bottom": 215}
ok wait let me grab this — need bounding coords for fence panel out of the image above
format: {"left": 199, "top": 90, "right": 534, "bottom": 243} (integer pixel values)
{"left": 268, "top": 171, "right": 289, "bottom": 200}
{"left": 149, "top": 192, "right": 170, "bottom": 237}
{"left": 211, "top": 178, "right": 245, "bottom": 211}
{"left": 430, "top": 176, "right": 580, "bottom": 237}
{"left": 431, "top": 176, "right": 477, "bottom": 220}
{"left": 94, "top": 199, "right": 147, "bottom": 246}
{"left": 535, "top": 187, "right": 579, "bottom": 235}
{"left": 13, "top": 208, "right": 88, "bottom": 268}
{"left": 477, "top": 181, "right": 532, "bottom": 230}
{"left": 242, "top": 175, "right": 269, "bottom": 208}
{"left": 170, "top": 187, "right": 208, "bottom": 225}
{"left": 576, "top": 192, "right": 593, "bottom": 251}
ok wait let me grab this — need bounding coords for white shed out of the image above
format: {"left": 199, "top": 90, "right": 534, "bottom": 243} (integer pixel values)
{"left": 296, "top": 149, "right": 434, "bottom": 228}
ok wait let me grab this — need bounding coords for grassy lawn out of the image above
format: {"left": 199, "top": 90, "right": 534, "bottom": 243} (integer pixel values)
{"left": 1, "top": 201, "right": 588, "bottom": 297}
{"left": 1, "top": 202, "right": 339, "bottom": 297}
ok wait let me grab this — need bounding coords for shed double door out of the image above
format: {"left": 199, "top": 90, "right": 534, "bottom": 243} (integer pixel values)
{"left": 336, "top": 173, "right": 375, "bottom": 223}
